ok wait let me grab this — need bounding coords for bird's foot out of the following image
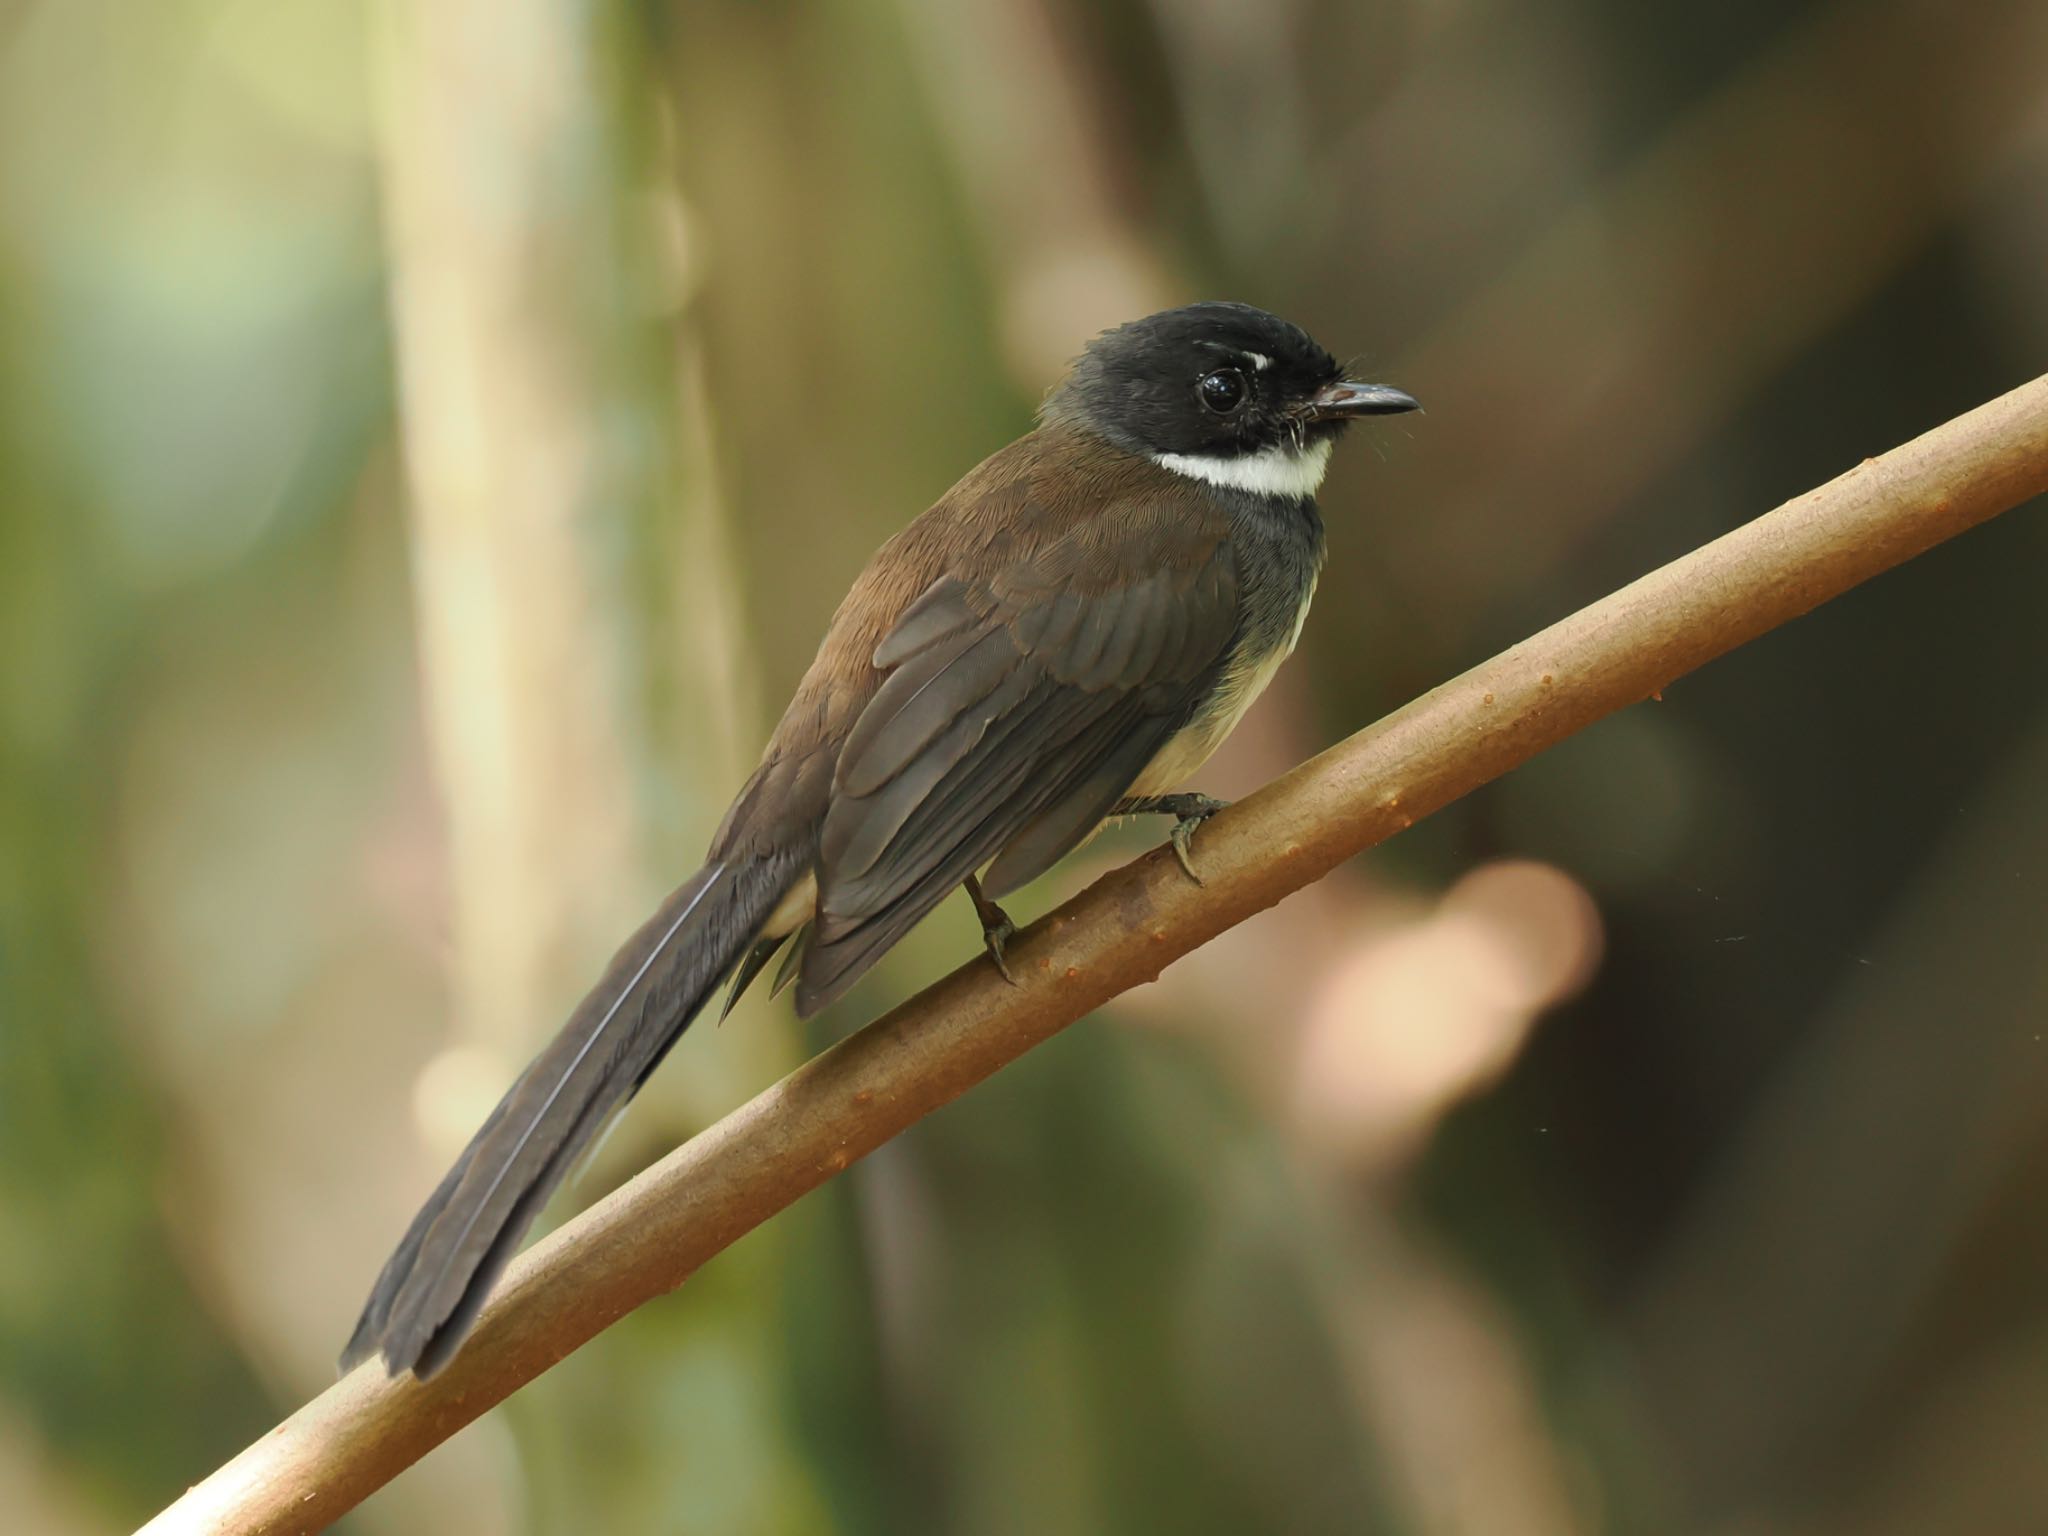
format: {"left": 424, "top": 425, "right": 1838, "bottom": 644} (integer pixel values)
{"left": 1111, "top": 792, "right": 1230, "bottom": 884}
{"left": 979, "top": 913, "right": 1018, "bottom": 984}
{"left": 962, "top": 873, "right": 1018, "bottom": 985}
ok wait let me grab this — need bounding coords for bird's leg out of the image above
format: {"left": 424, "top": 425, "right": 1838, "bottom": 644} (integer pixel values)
{"left": 962, "top": 872, "right": 1017, "bottom": 985}
{"left": 1109, "top": 792, "right": 1231, "bottom": 885}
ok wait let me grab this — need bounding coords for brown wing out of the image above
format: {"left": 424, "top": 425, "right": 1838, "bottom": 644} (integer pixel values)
{"left": 798, "top": 491, "right": 1240, "bottom": 1013}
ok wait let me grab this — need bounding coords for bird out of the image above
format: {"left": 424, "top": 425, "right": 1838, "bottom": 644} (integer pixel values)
{"left": 342, "top": 300, "right": 1418, "bottom": 1378}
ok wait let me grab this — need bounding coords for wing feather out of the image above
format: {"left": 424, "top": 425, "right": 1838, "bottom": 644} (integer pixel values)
{"left": 798, "top": 493, "right": 1243, "bottom": 1015}
{"left": 870, "top": 577, "right": 979, "bottom": 668}
{"left": 836, "top": 626, "right": 1019, "bottom": 799}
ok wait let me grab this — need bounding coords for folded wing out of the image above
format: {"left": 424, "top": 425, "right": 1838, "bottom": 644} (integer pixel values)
{"left": 798, "top": 497, "right": 1240, "bottom": 1013}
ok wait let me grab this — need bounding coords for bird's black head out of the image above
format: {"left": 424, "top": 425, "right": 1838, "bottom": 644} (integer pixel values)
{"left": 1043, "top": 301, "right": 1417, "bottom": 497}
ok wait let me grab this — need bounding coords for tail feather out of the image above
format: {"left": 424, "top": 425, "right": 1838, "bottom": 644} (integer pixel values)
{"left": 720, "top": 934, "right": 789, "bottom": 1022}
{"left": 343, "top": 852, "right": 801, "bottom": 1378}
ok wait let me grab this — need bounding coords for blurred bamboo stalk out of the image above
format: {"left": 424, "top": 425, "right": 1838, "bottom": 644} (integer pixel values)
{"left": 366, "top": 12, "right": 805, "bottom": 1527}
{"left": 141, "top": 373, "right": 2048, "bottom": 1536}
{"left": 373, "top": 2, "right": 759, "bottom": 1142}
{"left": 374, "top": 0, "right": 643, "bottom": 1083}
{"left": 893, "top": 0, "right": 1177, "bottom": 384}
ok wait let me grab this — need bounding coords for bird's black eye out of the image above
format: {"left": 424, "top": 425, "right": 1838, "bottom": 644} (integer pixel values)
{"left": 1198, "top": 368, "right": 1246, "bottom": 413}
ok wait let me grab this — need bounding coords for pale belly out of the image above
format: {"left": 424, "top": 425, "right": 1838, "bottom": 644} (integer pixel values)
{"left": 1126, "top": 578, "right": 1314, "bottom": 799}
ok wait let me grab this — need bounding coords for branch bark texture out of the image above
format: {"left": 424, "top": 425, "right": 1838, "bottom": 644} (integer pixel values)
{"left": 143, "top": 375, "right": 2048, "bottom": 1535}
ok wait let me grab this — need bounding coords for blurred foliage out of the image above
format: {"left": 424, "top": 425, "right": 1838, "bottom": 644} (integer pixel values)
{"left": 3, "top": 0, "right": 2047, "bottom": 1532}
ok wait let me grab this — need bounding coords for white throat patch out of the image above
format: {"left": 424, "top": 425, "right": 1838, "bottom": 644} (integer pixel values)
{"left": 1153, "top": 437, "right": 1333, "bottom": 500}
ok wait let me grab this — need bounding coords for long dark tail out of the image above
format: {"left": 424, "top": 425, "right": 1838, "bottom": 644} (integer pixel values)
{"left": 342, "top": 849, "right": 802, "bottom": 1378}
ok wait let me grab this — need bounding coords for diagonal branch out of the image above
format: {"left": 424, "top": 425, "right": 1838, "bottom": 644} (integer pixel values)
{"left": 142, "top": 376, "right": 2048, "bottom": 1536}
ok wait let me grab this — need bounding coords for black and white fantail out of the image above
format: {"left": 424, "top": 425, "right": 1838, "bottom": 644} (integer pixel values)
{"left": 343, "top": 300, "right": 1419, "bottom": 1377}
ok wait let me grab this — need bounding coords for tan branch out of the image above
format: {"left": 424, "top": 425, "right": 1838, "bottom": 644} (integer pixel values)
{"left": 141, "top": 376, "right": 2048, "bottom": 1535}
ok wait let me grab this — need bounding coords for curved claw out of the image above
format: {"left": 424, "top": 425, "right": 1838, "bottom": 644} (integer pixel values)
{"left": 981, "top": 914, "right": 1018, "bottom": 984}
{"left": 963, "top": 872, "right": 1020, "bottom": 986}
{"left": 1155, "top": 795, "right": 1228, "bottom": 885}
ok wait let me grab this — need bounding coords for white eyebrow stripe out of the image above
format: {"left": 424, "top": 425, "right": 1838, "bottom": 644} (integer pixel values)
{"left": 1153, "top": 438, "right": 1333, "bottom": 499}
{"left": 1242, "top": 352, "right": 1273, "bottom": 371}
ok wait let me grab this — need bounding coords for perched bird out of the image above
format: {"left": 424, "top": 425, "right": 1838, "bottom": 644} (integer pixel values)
{"left": 343, "top": 301, "right": 1418, "bottom": 1377}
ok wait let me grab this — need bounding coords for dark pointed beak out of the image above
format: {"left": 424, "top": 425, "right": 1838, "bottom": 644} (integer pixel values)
{"left": 1307, "top": 380, "right": 1421, "bottom": 421}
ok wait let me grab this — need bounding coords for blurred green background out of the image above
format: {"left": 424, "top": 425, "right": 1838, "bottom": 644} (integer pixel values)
{"left": 4, "top": 0, "right": 2047, "bottom": 1531}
